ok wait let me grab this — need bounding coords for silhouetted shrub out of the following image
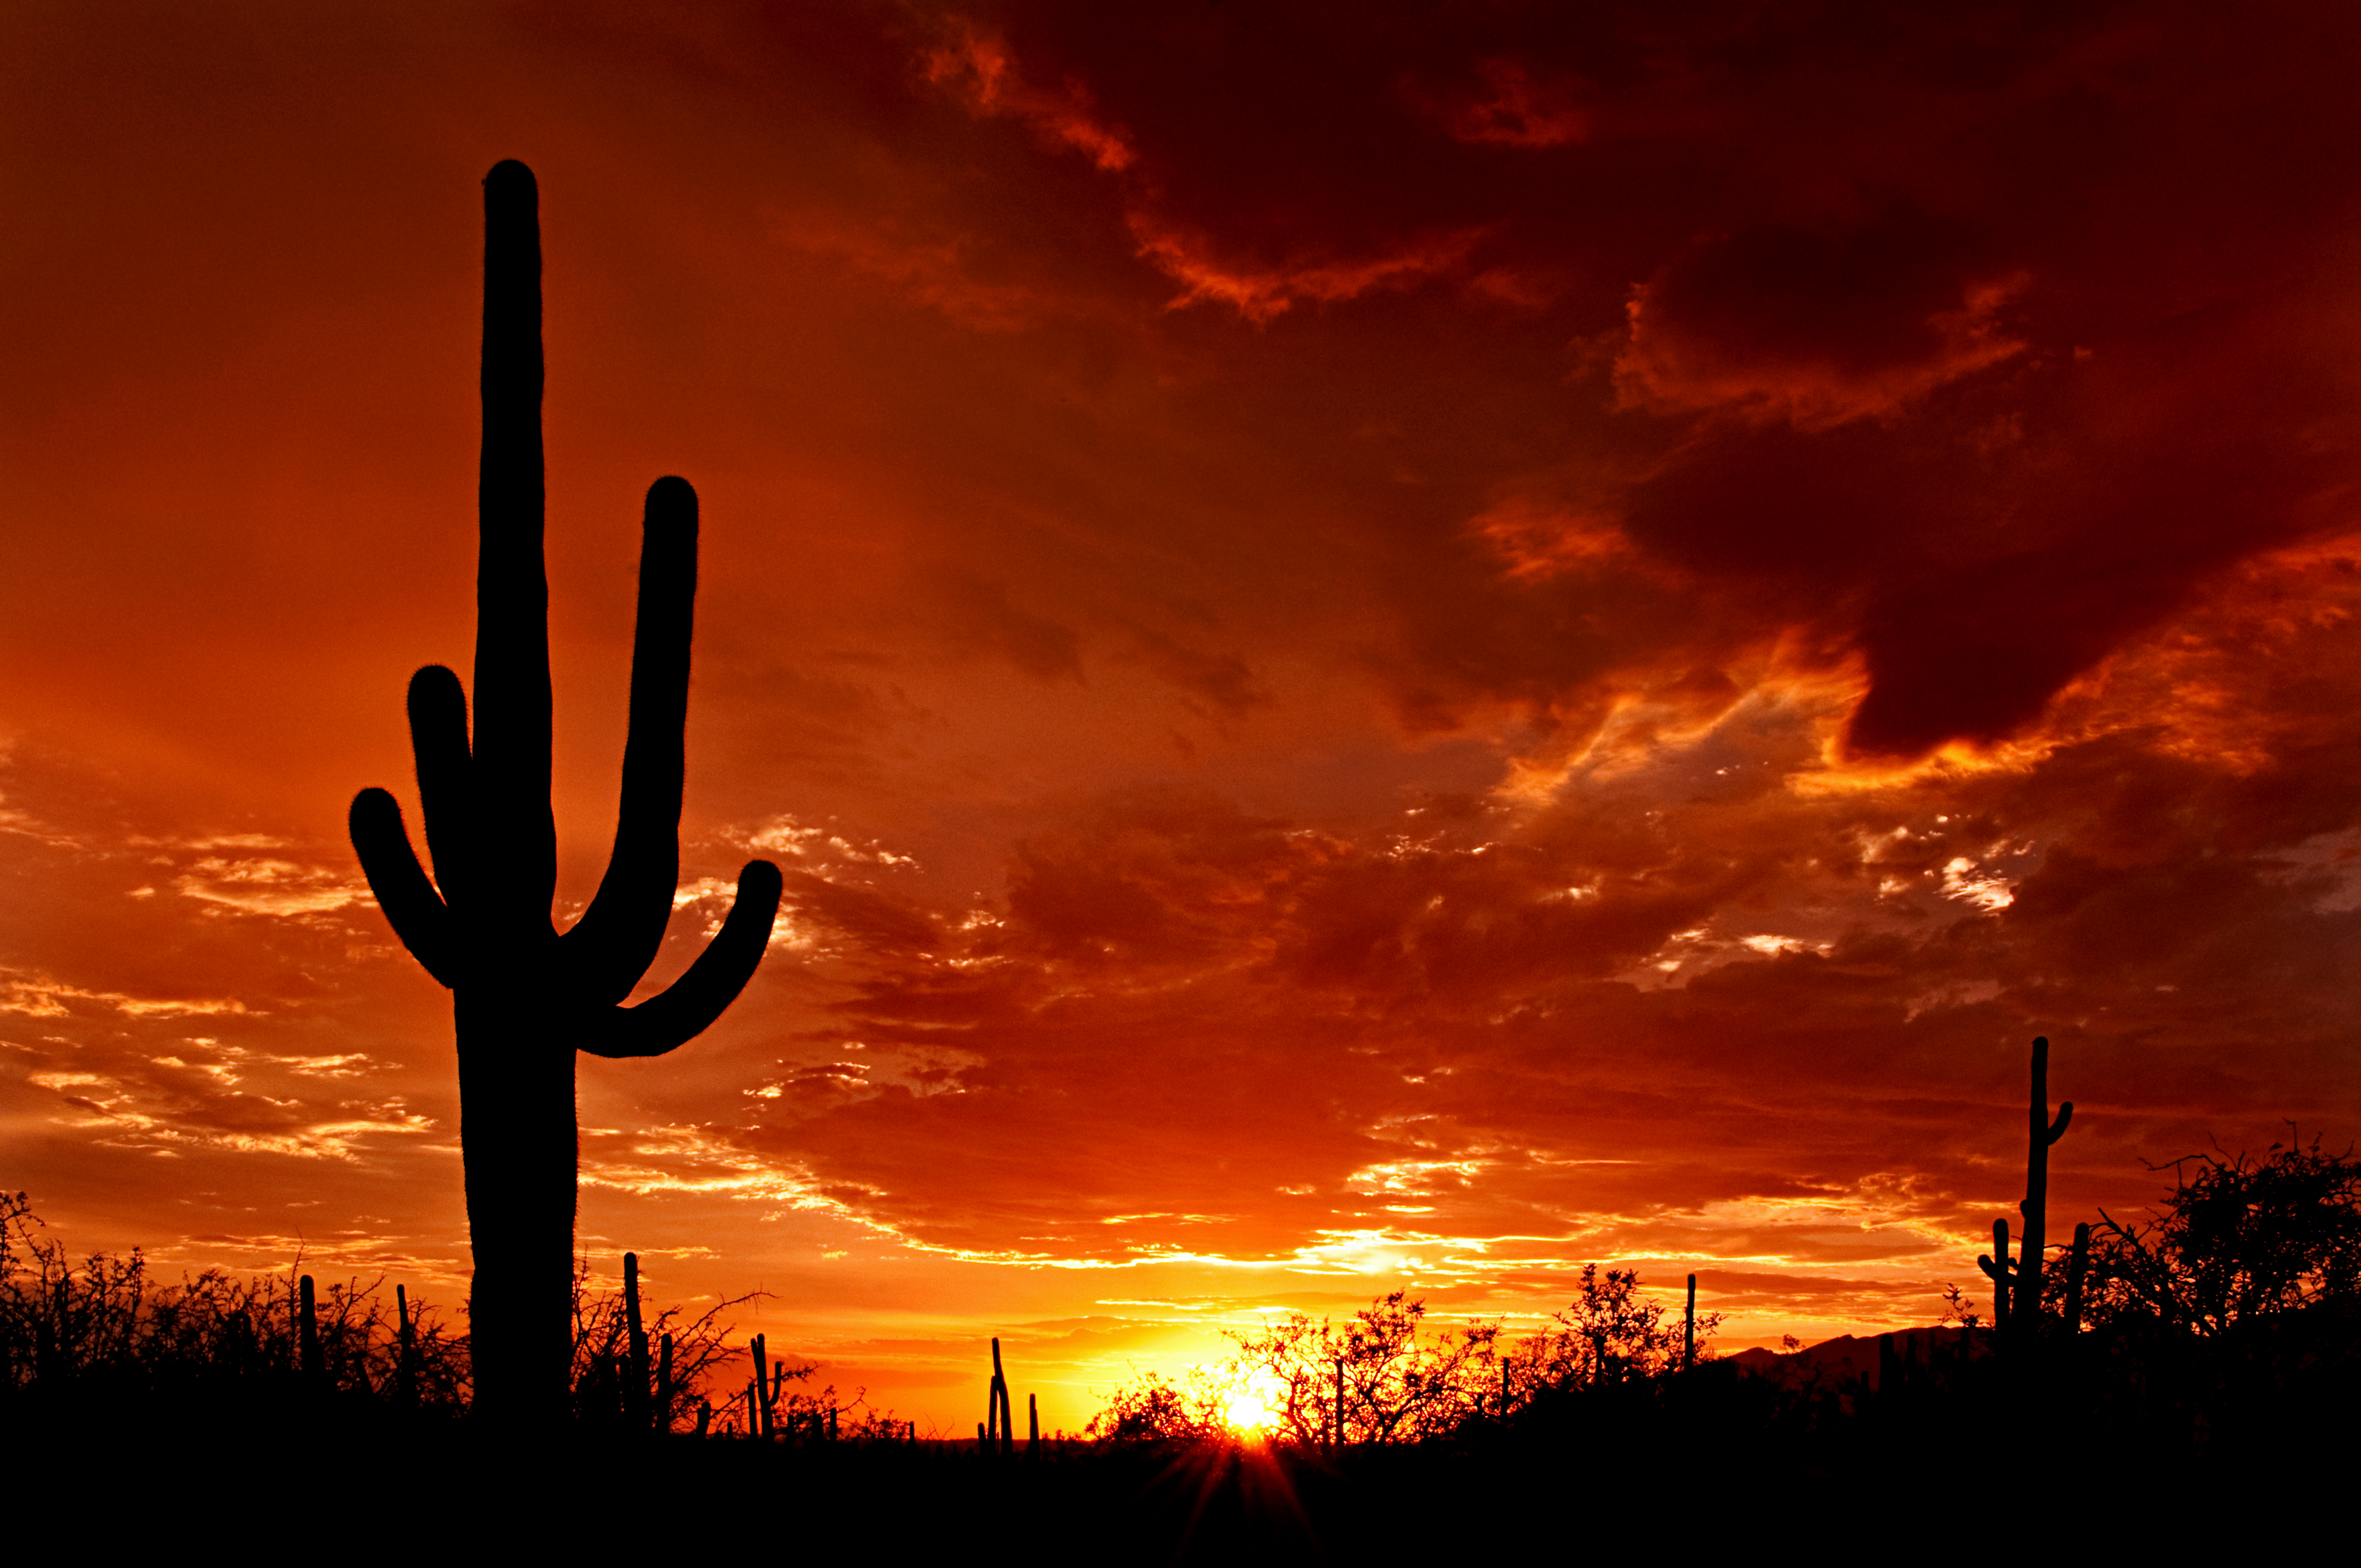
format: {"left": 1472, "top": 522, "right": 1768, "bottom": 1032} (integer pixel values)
{"left": 1091, "top": 1271, "right": 1719, "bottom": 1450}
{"left": 2089, "top": 1134, "right": 2361, "bottom": 1335}
{"left": 0, "top": 1194, "right": 775, "bottom": 1432}
{"left": 0, "top": 1191, "right": 467, "bottom": 1416}
{"left": 1509, "top": 1262, "right": 1724, "bottom": 1395}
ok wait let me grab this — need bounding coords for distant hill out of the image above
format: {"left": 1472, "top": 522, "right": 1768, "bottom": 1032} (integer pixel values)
{"left": 1725, "top": 1326, "right": 1975, "bottom": 1390}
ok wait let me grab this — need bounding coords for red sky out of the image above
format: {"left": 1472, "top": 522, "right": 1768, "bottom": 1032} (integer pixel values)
{"left": 7, "top": 1, "right": 2361, "bottom": 1431}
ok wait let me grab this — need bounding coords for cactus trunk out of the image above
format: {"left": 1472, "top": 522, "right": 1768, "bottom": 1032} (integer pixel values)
{"left": 456, "top": 1012, "right": 578, "bottom": 1419}
{"left": 1981, "top": 1217, "right": 2013, "bottom": 1331}
{"left": 2015, "top": 1036, "right": 2072, "bottom": 1340}
{"left": 394, "top": 1283, "right": 418, "bottom": 1406}
{"left": 297, "top": 1274, "right": 321, "bottom": 1384}
{"left": 990, "top": 1337, "right": 1013, "bottom": 1455}
{"left": 751, "top": 1332, "right": 773, "bottom": 1439}
{"left": 623, "top": 1251, "right": 651, "bottom": 1430}
{"left": 2064, "top": 1220, "right": 2091, "bottom": 1332}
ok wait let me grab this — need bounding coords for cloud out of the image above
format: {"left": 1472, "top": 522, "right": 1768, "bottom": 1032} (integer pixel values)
{"left": 921, "top": 16, "right": 1137, "bottom": 174}
{"left": 1614, "top": 214, "right": 2028, "bottom": 429}
{"left": 1126, "top": 215, "right": 1483, "bottom": 324}
{"left": 916, "top": 14, "right": 1486, "bottom": 322}
{"left": 1414, "top": 58, "right": 1592, "bottom": 150}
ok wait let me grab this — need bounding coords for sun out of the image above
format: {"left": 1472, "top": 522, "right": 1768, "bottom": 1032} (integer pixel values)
{"left": 1220, "top": 1372, "right": 1287, "bottom": 1439}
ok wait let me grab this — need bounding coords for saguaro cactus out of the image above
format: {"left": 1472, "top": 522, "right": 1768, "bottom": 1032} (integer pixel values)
{"left": 350, "top": 160, "right": 782, "bottom": 1426}
{"left": 987, "top": 1337, "right": 1012, "bottom": 1455}
{"left": 394, "top": 1283, "right": 418, "bottom": 1406}
{"left": 1974, "top": 1037, "right": 2074, "bottom": 1341}
{"left": 2063, "top": 1220, "right": 2092, "bottom": 1333}
{"left": 2014, "top": 1035, "right": 2072, "bottom": 1338}
{"left": 749, "top": 1332, "right": 776, "bottom": 1439}
{"left": 297, "top": 1274, "right": 322, "bottom": 1384}
{"left": 623, "top": 1252, "right": 651, "bottom": 1431}
{"left": 1979, "top": 1217, "right": 2013, "bottom": 1331}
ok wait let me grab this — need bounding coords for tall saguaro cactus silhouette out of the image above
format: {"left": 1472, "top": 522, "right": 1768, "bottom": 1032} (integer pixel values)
{"left": 2013, "top": 1035, "right": 2072, "bottom": 1338}
{"left": 1977, "top": 1036, "right": 2072, "bottom": 1341}
{"left": 350, "top": 160, "right": 782, "bottom": 1424}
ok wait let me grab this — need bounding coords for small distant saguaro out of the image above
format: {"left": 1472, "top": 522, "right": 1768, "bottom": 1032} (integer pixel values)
{"left": 350, "top": 160, "right": 783, "bottom": 1427}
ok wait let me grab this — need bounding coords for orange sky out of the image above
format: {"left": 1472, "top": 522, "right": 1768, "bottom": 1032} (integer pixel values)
{"left": 8, "top": 1, "right": 2361, "bottom": 1432}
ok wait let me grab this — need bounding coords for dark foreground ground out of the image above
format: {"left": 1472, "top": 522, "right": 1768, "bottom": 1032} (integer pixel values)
{"left": 7, "top": 1345, "right": 2354, "bottom": 1559}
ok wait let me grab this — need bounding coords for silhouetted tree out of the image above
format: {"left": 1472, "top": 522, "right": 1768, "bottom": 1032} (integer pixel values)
{"left": 1510, "top": 1264, "right": 1719, "bottom": 1398}
{"left": 1087, "top": 1368, "right": 1231, "bottom": 1446}
{"left": 1227, "top": 1291, "right": 1502, "bottom": 1446}
{"left": 1089, "top": 1272, "right": 1724, "bottom": 1451}
{"left": 1087, "top": 1291, "right": 1503, "bottom": 1448}
{"left": 2089, "top": 1135, "right": 2361, "bottom": 1335}
{"left": 348, "top": 160, "right": 782, "bottom": 1426}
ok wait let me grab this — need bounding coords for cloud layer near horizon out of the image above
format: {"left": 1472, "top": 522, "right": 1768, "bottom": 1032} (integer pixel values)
{"left": 6, "top": 1, "right": 2361, "bottom": 1425}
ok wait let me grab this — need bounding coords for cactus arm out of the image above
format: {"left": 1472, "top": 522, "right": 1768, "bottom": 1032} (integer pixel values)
{"left": 473, "top": 158, "right": 557, "bottom": 935}
{"left": 561, "top": 477, "right": 698, "bottom": 1000}
{"left": 406, "top": 666, "right": 474, "bottom": 903}
{"left": 349, "top": 788, "right": 462, "bottom": 987}
{"left": 2049, "top": 1100, "right": 2073, "bottom": 1143}
{"left": 577, "top": 860, "right": 784, "bottom": 1058}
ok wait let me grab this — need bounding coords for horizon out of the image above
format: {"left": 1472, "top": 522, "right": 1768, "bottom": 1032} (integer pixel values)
{"left": 7, "top": 2, "right": 2361, "bottom": 1433}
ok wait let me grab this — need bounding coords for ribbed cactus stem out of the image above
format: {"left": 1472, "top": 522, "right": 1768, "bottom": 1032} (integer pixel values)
{"left": 395, "top": 1283, "right": 417, "bottom": 1405}
{"left": 1979, "top": 1217, "right": 2013, "bottom": 1331}
{"left": 658, "top": 1331, "right": 674, "bottom": 1432}
{"left": 750, "top": 1332, "right": 773, "bottom": 1440}
{"left": 2065, "top": 1220, "right": 2091, "bottom": 1332}
{"left": 297, "top": 1274, "right": 321, "bottom": 1384}
{"left": 1684, "top": 1272, "right": 1697, "bottom": 1373}
{"left": 2017, "top": 1035, "right": 2073, "bottom": 1340}
{"left": 623, "top": 1252, "right": 650, "bottom": 1431}
{"left": 1028, "top": 1391, "right": 1039, "bottom": 1454}
{"left": 348, "top": 160, "right": 783, "bottom": 1426}
{"left": 989, "top": 1336, "right": 1012, "bottom": 1456}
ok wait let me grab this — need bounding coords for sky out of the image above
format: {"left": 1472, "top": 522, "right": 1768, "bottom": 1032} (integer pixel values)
{"left": 7, "top": 0, "right": 2361, "bottom": 1432}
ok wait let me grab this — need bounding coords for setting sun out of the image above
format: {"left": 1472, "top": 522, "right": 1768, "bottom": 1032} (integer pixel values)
{"left": 1221, "top": 1374, "right": 1289, "bottom": 1439}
